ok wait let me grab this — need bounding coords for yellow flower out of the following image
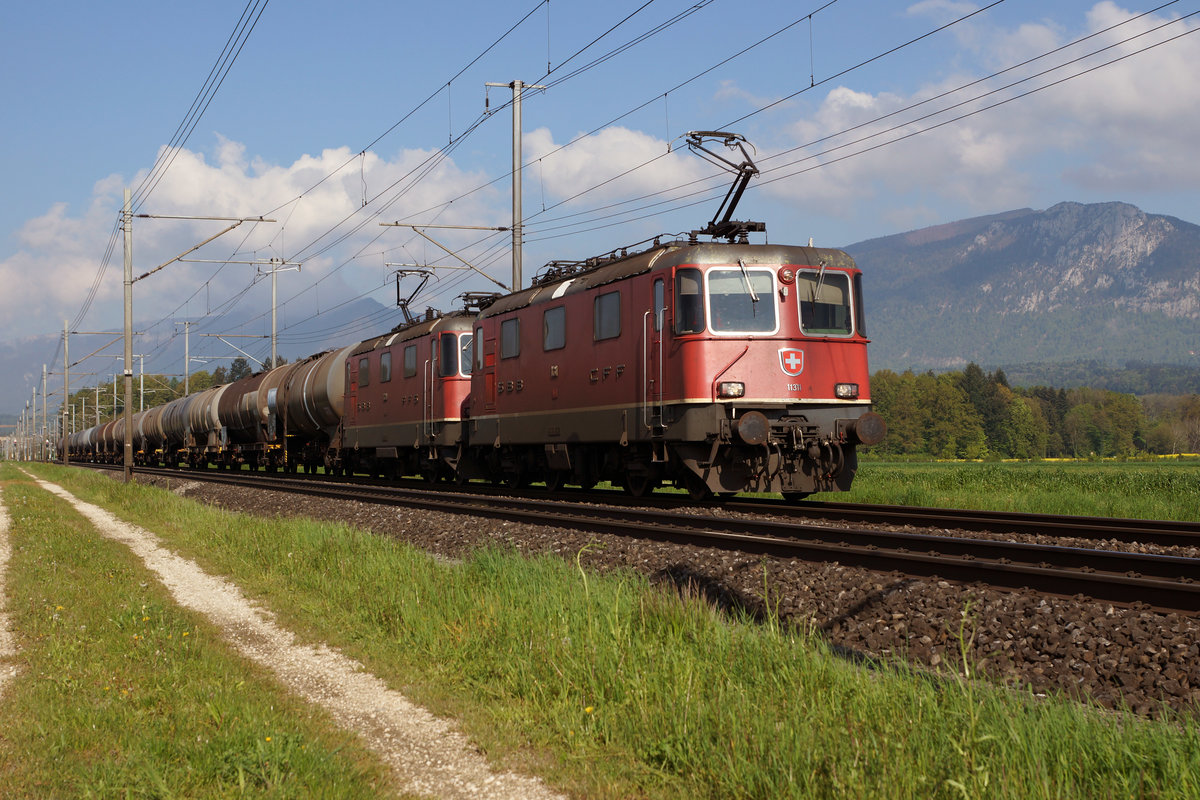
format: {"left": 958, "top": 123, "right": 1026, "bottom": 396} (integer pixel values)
{"left": 265, "top": 737, "right": 272, "bottom": 742}
{"left": 585, "top": 706, "right": 594, "bottom": 714}
{"left": 182, "top": 632, "right": 189, "bottom": 637}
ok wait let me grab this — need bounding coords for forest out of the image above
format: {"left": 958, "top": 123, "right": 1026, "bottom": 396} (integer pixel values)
{"left": 869, "top": 363, "right": 1200, "bottom": 459}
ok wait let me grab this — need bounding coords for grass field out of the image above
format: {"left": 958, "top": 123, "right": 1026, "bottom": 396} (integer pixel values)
{"left": 842, "top": 459, "right": 1200, "bottom": 521}
{"left": 1, "top": 460, "right": 1198, "bottom": 798}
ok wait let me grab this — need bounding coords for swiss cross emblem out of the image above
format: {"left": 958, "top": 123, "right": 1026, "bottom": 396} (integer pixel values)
{"left": 779, "top": 348, "right": 804, "bottom": 377}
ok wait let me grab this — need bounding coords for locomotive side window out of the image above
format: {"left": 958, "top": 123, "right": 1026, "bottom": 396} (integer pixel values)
{"left": 797, "top": 270, "right": 853, "bottom": 336}
{"left": 358, "top": 357, "right": 370, "bottom": 387}
{"left": 379, "top": 351, "right": 392, "bottom": 383}
{"left": 707, "top": 267, "right": 777, "bottom": 334}
{"left": 653, "top": 278, "right": 664, "bottom": 331}
{"left": 403, "top": 344, "right": 418, "bottom": 378}
{"left": 674, "top": 268, "right": 705, "bottom": 334}
{"left": 438, "top": 332, "right": 458, "bottom": 377}
{"left": 543, "top": 306, "right": 566, "bottom": 351}
{"left": 474, "top": 327, "right": 483, "bottom": 371}
{"left": 594, "top": 291, "right": 621, "bottom": 341}
{"left": 460, "top": 333, "right": 473, "bottom": 376}
{"left": 501, "top": 318, "right": 521, "bottom": 359}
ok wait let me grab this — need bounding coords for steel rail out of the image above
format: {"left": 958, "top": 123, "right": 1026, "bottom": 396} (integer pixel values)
{"left": 84, "top": 464, "right": 1200, "bottom": 615}
{"left": 723, "top": 498, "right": 1200, "bottom": 549}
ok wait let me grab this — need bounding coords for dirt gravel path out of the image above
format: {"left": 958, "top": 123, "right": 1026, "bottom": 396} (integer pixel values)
{"left": 30, "top": 475, "right": 565, "bottom": 800}
{"left": 0, "top": 487, "right": 17, "bottom": 698}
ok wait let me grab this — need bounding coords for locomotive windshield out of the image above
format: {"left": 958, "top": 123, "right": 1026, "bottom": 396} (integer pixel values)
{"left": 797, "top": 269, "right": 853, "bottom": 336}
{"left": 707, "top": 266, "right": 777, "bottom": 334}
{"left": 436, "top": 331, "right": 474, "bottom": 377}
{"left": 459, "top": 333, "right": 473, "bottom": 376}
{"left": 674, "top": 268, "right": 705, "bottom": 334}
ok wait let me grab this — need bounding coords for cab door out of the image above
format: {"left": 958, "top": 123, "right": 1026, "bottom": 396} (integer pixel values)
{"left": 644, "top": 276, "right": 667, "bottom": 430}
{"left": 481, "top": 325, "right": 498, "bottom": 412}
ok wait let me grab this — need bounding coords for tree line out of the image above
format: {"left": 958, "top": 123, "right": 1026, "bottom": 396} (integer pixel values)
{"left": 869, "top": 364, "right": 1200, "bottom": 459}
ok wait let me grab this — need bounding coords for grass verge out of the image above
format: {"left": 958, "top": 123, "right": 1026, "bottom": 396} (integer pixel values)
{"left": 11, "top": 462, "right": 1200, "bottom": 799}
{"left": 0, "top": 465, "right": 393, "bottom": 798}
{"left": 845, "top": 460, "right": 1200, "bottom": 521}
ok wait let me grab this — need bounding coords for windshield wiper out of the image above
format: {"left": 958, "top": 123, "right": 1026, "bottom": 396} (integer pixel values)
{"left": 738, "top": 259, "right": 759, "bottom": 303}
{"left": 812, "top": 259, "right": 827, "bottom": 302}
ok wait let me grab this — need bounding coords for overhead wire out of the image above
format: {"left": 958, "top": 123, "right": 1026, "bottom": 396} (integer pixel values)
{"left": 130, "top": 0, "right": 271, "bottom": 212}
{"left": 245, "top": 1, "right": 718, "bottom": 338}
{"left": 60, "top": 0, "right": 272, "bottom": 382}
{"left": 518, "top": 1, "right": 1192, "bottom": 244}
{"left": 529, "top": 24, "right": 1200, "bottom": 250}
{"left": 63, "top": 1, "right": 1198, "bottom": 392}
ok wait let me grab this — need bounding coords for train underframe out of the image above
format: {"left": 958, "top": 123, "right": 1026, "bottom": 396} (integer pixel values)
{"left": 73, "top": 402, "right": 884, "bottom": 502}
{"left": 457, "top": 401, "right": 885, "bottom": 500}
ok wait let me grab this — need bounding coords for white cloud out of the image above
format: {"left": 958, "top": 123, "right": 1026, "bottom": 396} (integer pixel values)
{"left": 752, "top": 2, "right": 1200, "bottom": 232}
{"left": 0, "top": 138, "right": 499, "bottom": 345}
{"left": 524, "top": 126, "right": 710, "bottom": 209}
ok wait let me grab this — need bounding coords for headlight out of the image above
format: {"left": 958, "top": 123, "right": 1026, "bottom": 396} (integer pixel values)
{"left": 835, "top": 383, "right": 859, "bottom": 399}
{"left": 778, "top": 267, "right": 796, "bottom": 284}
{"left": 717, "top": 381, "right": 745, "bottom": 399}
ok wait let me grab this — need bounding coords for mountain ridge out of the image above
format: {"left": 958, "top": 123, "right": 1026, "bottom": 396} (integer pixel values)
{"left": 847, "top": 201, "right": 1200, "bottom": 374}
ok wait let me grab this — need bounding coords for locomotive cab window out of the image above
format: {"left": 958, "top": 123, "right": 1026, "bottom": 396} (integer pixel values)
{"left": 379, "top": 351, "right": 392, "bottom": 383}
{"left": 797, "top": 270, "right": 853, "bottom": 336}
{"left": 674, "top": 268, "right": 704, "bottom": 334}
{"left": 438, "top": 332, "right": 459, "bottom": 377}
{"left": 358, "top": 357, "right": 370, "bottom": 387}
{"left": 474, "top": 326, "right": 484, "bottom": 371}
{"left": 460, "top": 333, "right": 473, "bottom": 376}
{"left": 594, "top": 291, "right": 621, "bottom": 341}
{"left": 853, "top": 274, "right": 867, "bottom": 336}
{"left": 707, "top": 265, "right": 777, "bottom": 334}
{"left": 403, "top": 344, "right": 418, "bottom": 378}
{"left": 543, "top": 306, "right": 566, "bottom": 351}
{"left": 501, "top": 318, "right": 520, "bottom": 359}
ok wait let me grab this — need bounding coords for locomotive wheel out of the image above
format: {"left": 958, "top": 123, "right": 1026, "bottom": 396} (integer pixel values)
{"left": 543, "top": 470, "right": 565, "bottom": 492}
{"left": 624, "top": 473, "right": 658, "bottom": 498}
{"left": 684, "top": 473, "right": 712, "bottom": 502}
{"left": 505, "top": 473, "right": 528, "bottom": 490}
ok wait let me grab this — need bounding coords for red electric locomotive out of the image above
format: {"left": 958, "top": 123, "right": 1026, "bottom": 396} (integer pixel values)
{"left": 460, "top": 132, "right": 883, "bottom": 499}
{"left": 337, "top": 309, "right": 476, "bottom": 480}
{"left": 462, "top": 238, "right": 885, "bottom": 499}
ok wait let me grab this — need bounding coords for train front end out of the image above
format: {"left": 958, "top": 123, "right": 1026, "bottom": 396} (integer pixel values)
{"left": 656, "top": 243, "right": 885, "bottom": 499}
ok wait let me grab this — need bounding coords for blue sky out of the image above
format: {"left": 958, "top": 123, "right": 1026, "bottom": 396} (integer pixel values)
{"left": 3, "top": 0, "right": 1199, "bottom": 416}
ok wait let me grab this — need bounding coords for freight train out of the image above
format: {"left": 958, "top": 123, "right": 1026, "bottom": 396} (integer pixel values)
{"left": 65, "top": 133, "right": 885, "bottom": 499}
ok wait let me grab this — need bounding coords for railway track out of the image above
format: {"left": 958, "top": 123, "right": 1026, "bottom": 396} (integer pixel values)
{"left": 80, "top": 463, "right": 1200, "bottom": 615}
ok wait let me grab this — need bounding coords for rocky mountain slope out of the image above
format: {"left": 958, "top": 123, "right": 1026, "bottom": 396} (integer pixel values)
{"left": 848, "top": 201, "right": 1200, "bottom": 373}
